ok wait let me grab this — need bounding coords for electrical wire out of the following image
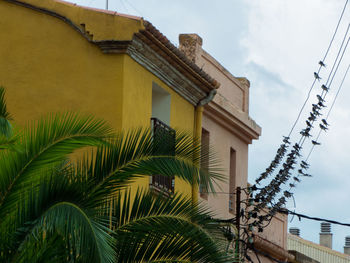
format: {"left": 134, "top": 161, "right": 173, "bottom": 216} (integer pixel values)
{"left": 279, "top": 208, "right": 350, "bottom": 227}
{"left": 306, "top": 62, "right": 350, "bottom": 161}
{"left": 255, "top": 0, "right": 350, "bottom": 186}
{"left": 288, "top": 0, "right": 349, "bottom": 138}
{"left": 259, "top": 31, "right": 350, "bottom": 208}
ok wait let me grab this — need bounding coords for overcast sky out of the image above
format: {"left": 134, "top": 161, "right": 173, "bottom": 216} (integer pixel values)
{"left": 69, "top": 0, "right": 350, "bottom": 253}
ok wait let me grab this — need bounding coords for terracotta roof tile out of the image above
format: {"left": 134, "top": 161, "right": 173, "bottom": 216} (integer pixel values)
{"left": 143, "top": 20, "right": 220, "bottom": 90}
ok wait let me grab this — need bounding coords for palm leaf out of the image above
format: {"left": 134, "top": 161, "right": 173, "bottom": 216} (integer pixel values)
{"left": 0, "top": 112, "right": 113, "bottom": 219}
{"left": 113, "top": 190, "right": 232, "bottom": 263}
{"left": 0, "top": 86, "right": 12, "bottom": 138}
{"left": 1, "top": 168, "right": 115, "bottom": 263}
{"left": 74, "top": 129, "right": 224, "bottom": 204}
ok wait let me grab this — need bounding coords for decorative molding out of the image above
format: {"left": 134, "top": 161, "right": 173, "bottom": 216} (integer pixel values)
{"left": 96, "top": 36, "right": 209, "bottom": 106}
{"left": 254, "top": 235, "right": 295, "bottom": 262}
{"left": 128, "top": 36, "right": 207, "bottom": 105}
{"left": 204, "top": 101, "right": 261, "bottom": 144}
{"left": 96, "top": 40, "right": 131, "bottom": 54}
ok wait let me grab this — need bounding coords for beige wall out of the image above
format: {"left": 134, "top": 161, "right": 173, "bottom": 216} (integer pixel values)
{"left": 201, "top": 114, "right": 248, "bottom": 219}
{"left": 179, "top": 33, "right": 290, "bottom": 262}
{"left": 179, "top": 33, "right": 260, "bottom": 218}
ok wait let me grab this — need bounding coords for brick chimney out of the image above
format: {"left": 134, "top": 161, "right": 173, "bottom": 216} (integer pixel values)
{"left": 344, "top": 236, "right": 350, "bottom": 255}
{"left": 178, "top": 34, "right": 203, "bottom": 64}
{"left": 319, "top": 222, "right": 332, "bottom": 249}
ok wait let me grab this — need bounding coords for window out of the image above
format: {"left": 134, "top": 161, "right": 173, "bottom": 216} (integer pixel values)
{"left": 150, "top": 83, "right": 173, "bottom": 193}
{"left": 229, "top": 148, "right": 236, "bottom": 213}
{"left": 200, "top": 128, "right": 209, "bottom": 199}
{"left": 152, "top": 82, "right": 170, "bottom": 125}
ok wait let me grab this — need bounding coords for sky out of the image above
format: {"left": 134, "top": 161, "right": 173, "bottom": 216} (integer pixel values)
{"left": 69, "top": 0, "right": 350, "bottom": 253}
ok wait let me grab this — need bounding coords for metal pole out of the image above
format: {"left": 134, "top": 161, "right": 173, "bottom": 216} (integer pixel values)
{"left": 235, "top": 186, "right": 241, "bottom": 262}
{"left": 106, "top": 0, "right": 108, "bottom": 10}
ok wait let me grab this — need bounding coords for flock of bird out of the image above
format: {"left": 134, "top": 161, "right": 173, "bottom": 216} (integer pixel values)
{"left": 234, "top": 1, "right": 350, "bottom": 261}
{"left": 238, "top": 59, "right": 335, "bottom": 254}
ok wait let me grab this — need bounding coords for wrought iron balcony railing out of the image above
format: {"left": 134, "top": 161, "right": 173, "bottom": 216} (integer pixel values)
{"left": 150, "top": 117, "right": 175, "bottom": 193}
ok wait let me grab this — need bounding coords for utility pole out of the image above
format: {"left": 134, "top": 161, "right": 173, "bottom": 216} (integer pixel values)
{"left": 106, "top": 0, "right": 108, "bottom": 10}
{"left": 235, "top": 186, "right": 241, "bottom": 262}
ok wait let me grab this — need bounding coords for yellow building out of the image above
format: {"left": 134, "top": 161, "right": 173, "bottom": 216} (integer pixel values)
{"left": 0, "top": 0, "right": 220, "bottom": 197}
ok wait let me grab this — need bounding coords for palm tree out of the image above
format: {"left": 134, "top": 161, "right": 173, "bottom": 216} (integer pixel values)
{"left": 0, "top": 87, "right": 232, "bottom": 263}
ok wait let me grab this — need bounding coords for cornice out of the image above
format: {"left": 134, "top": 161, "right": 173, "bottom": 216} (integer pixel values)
{"left": 204, "top": 101, "right": 261, "bottom": 144}
{"left": 96, "top": 37, "right": 208, "bottom": 105}
{"left": 254, "top": 235, "right": 295, "bottom": 262}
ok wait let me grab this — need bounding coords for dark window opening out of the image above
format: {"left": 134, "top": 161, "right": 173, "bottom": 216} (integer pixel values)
{"left": 229, "top": 148, "right": 236, "bottom": 213}
{"left": 150, "top": 117, "right": 175, "bottom": 193}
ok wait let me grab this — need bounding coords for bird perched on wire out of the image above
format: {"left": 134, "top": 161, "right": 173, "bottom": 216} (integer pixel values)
{"left": 293, "top": 143, "right": 301, "bottom": 151}
{"left": 283, "top": 136, "right": 290, "bottom": 144}
{"left": 318, "top": 101, "right": 326, "bottom": 108}
{"left": 308, "top": 114, "right": 316, "bottom": 122}
{"left": 314, "top": 72, "right": 321, "bottom": 81}
{"left": 321, "top": 84, "right": 329, "bottom": 92}
{"left": 312, "top": 140, "right": 321, "bottom": 145}
{"left": 306, "top": 120, "right": 313, "bottom": 128}
{"left": 313, "top": 109, "right": 322, "bottom": 116}
{"left": 319, "top": 61, "right": 326, "bottom": 67}
{"left": 321, "top": 119, "right": 329, "bottom": 126}
{"left": 312, "top": 103, "right": 321, "bottom": 111}
{"left": 309, "top": 112, "right": 317, "bottom": 121}
{"left": 301, "top": 161, "right": 310, "bottom": 169}
{"left": 320, "top": 123, "right": 329, "bottom": 131}
{"left": 316, "top": 94, "right": 325, "bottom": 102}
{"left": 293, "top": 176, "right": 301, "bottom": 182}
{"left": 300, "top": 128, "right": 312, "bottom": 137}
{"left": 298, "top": 169, "right": 312, "bottom": 177}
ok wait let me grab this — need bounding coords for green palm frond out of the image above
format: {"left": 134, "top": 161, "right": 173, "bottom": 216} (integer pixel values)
{"left": 0, "top": 92, "right": 229, "bottom": 263}
{"left": 0, "top": 87, "right": 12, "bottom": 138}
{"left": 113, "top": 190, "right": 233, "bottom": 263}
{"left": 1, "top": 167, "right": 115, "bottom": 263}
{"left": 74, "top": 129, "right": 224, "bottom": 204}
{"left": 0, "top": 87, "right": 12, "bottom": 120}
{"left": 10, "top": 232, "right": 68, "bottom": 263}
{"left": 0, "top": 112, "right": 113, "bottom": 218}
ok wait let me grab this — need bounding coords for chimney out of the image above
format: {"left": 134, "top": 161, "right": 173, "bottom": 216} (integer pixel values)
{"left": 178, "top": 34, "right": 203, "bottom": 64}
{"left": 289, "top": 227, "right": 300, "bottom": 237}
{"left": 319, "top": 222, "right": 332, "bottom": 249}
{"left": 344, "top": 236, "right": 350, "bottom": 255}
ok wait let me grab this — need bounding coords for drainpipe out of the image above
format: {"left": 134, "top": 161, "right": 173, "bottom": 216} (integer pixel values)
{"left": 192, "top": 89, "right": 217, "bottom": 205}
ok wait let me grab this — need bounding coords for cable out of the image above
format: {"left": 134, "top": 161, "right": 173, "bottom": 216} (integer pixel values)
{"left": 123, "top": 0, "right": 143, "bottom": 17}
{"left": 258, "top": 32, "right": 350, "bottom": 208}
{"left": 255, "top": 0, "right": 350, "bottom": 186}
{"left": 322, "top": 0, "right": 349, "bottom": 62}
{"left": 279, "top": 208, "right": 350, "bottom": 227}
{"left": 306, "top": 62, "right": 350, "bottom": 161}
{"left": 288, "top": 0, "right": 349, "bottom": 138}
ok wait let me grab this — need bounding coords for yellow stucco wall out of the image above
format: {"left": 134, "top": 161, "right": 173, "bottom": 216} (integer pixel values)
{"left": 0, "top": 0, "right": 194, "bottom": 197}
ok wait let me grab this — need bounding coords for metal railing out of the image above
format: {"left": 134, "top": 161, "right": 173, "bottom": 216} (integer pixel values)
{"left": 150, "top": 118, "right": 175, "bottom": 193}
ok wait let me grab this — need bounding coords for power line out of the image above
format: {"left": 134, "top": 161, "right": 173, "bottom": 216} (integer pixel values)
{"left": 254, "top": 23, "right": 350, "bottom": 207}
{"left": 279, "top": 208, "right": 350, "bottom": 227}
{"left": 306, "top": 62, "right": 350, "bottom": 161}
{"left": 288, "top": 0, "right": 349, "bottom": 138}
{"left": 255, "top": 0, "right": 350, "bottom": 186}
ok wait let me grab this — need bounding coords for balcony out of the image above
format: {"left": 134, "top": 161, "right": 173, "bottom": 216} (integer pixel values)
{"left": 150, "top": 117, "right": 175, "bottom": 193}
